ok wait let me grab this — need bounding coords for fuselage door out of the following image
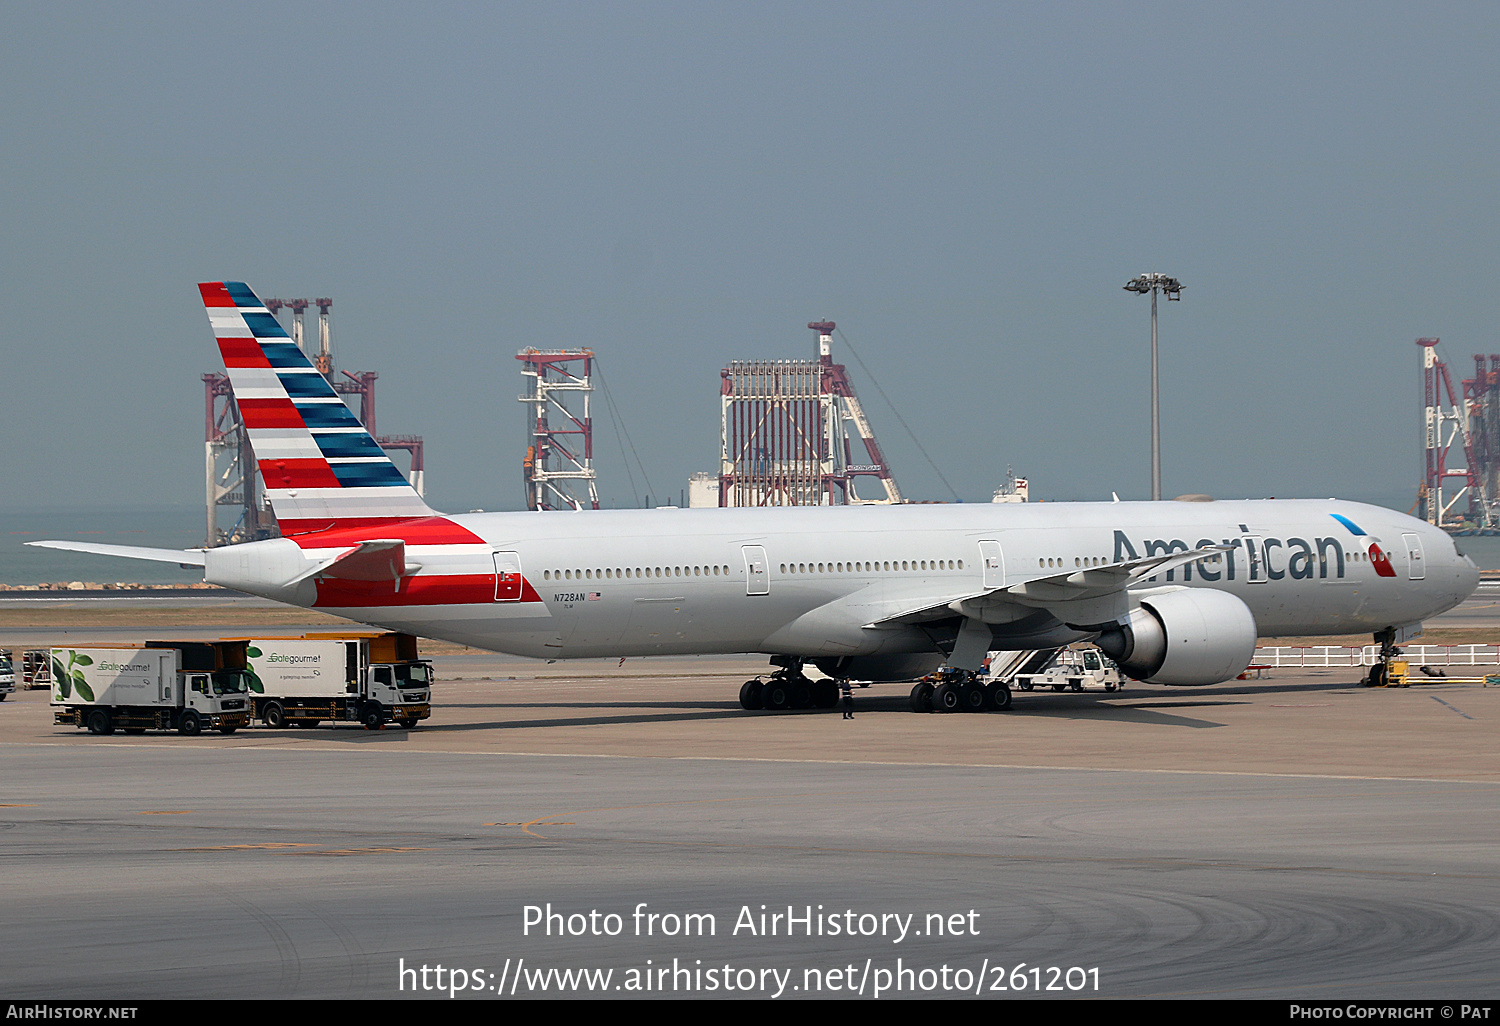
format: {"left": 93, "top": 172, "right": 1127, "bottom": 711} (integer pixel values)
{"left": 742, "top": 545, "right": 769, "bottom": 596}
{"left": 1402, "top": 533, "right": 1425, "bottom": 580}
{"left": 978, "top": 539, "right": 1004, "bottom": 589}
{"left": 494, "top": 551, "right": 523, "bottom": 602}
{"left": 1244, "top": 536, "right": 1267, "bottom": 583}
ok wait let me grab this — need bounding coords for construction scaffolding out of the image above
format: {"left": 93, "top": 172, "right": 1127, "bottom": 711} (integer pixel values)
{"left": 204, "top": 297, "right": 425, "bottom": 546}
{"left": 517, "top": 349, "right": 600, "bottom": 511}
{"left": 717, "top": 321, "right": 902, "bottom": 507}
{"left": 1417, "top": 337, "right": 1499, "bottom": 532}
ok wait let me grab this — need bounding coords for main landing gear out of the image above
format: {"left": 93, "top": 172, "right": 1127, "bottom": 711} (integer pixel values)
{"left": 909, "top": 670, "right": 1011, "bottom": 713}
{"left": 739, "top": 658, "right": 840, "bottom": 712}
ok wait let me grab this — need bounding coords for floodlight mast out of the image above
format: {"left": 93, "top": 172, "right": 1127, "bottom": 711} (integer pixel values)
{"left": 1123, "top": 272, "right": 1183, "bottom": 501}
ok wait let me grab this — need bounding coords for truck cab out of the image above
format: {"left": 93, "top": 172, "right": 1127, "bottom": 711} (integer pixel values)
{"left": 368, "top": 658, "right": 433, "bottom": 729}
{"left": 184, "top": 668, "right": 252, "bottom": 726}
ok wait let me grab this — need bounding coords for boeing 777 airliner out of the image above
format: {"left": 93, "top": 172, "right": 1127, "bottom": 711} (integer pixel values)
{"left": 31, "top": 282, "right": 1480, "bottom": 712}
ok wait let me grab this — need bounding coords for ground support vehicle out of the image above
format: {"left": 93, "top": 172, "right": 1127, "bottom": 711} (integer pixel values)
{"left": 22, "top": 650, "right": 52, "bottom": 690}
{"left": 51, "top": 641, "right": 252, "bottom": 735}
{"left": 0, "top": 649, "right": 14, "bottom": 700}
{"left": 242, "top": 632, "right": 432, "bottom": 730}
{"left": 1012, "top": 648, "right": 1126, "bottom": 693}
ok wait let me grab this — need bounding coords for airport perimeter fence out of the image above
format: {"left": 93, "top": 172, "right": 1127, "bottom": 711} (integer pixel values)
{"left": 1252, "top": 644, "right": 1500, "bottom": 668}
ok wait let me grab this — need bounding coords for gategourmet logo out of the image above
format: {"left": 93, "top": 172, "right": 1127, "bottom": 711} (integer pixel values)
{"left": 268, "top": 654, "right": 321, "bottom": 664}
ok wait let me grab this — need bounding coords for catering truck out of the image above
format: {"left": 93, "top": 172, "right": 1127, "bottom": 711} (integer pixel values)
{"left": 51, "top": 641, "right": 252, "bottom": 735}
{"left": 242, "top": 632, "right": 432, "bottom": 730}
{"left": 0, "top": 649, "right": 14, "bottom": 700}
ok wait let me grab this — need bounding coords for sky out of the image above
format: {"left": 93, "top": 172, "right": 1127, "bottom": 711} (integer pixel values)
{"left": 3, "top": 1, "right": 1498, "bottom": 522}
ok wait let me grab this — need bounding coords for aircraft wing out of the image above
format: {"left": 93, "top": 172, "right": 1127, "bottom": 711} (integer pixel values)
{"left": 866, "top": 544, "right": 1232, "bottom": 627}
{"left": 26, "top": 540, "right": 206, "bottom": 568}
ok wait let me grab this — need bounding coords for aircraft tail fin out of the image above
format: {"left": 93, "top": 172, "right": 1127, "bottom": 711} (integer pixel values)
{"left": 199, "top": 281, "right": 435, "bottom": 536}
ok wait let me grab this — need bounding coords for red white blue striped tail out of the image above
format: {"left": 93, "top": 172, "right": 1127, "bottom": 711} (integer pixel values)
{"left": 200, "top": 281, "right": 436, "bottom": 535}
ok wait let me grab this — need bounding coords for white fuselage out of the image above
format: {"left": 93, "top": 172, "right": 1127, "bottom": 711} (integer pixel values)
{"left": 213, "top": 499, "right": 1478, "bottom": 664}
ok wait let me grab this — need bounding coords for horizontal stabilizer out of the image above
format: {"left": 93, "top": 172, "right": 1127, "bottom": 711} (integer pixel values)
{"left": 26, "top": 540, "right": 207, "bottom": 568}
{"left": 285, "top": 539, "right": 416, "bottom": 586}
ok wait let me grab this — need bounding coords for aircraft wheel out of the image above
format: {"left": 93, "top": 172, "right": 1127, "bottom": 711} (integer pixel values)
{"left": 1366, "top": 664, "right": 1387, "bottom": 687}
{"left": 959, "top": 681, "right": 987, "bottom": 712}
{"left": 931, "top": 682, "right": 962, "bottom": 713}
{"left": 985, "top": 680, "right": 1013, "bottom": 711}
{"left": 789, "top": 679, "right": 814, "bottom": 710}
{"left": 813, "top": 680, "right": 839, "bottom": 709}
{"left": 739, "top": 679, "right": 765, "bottom": 710}
{"left": 86, "top": 709, "right": 113, "bottom": 736}
{"left": 762, "top": 681, "right": 792, "bottom": 711}
{"left": 262, "top": 702, "right": 286, "bottom": 728}
{"left": 909, "top": 681, "right": 934, "bottom": 713}
{"left": 178, "top": 711, "right": 202, "bottom": 736}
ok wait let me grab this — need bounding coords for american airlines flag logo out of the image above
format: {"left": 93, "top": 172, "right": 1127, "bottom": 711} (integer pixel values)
{"left": 587, "top": 592, "right": 602, "bottom": 600}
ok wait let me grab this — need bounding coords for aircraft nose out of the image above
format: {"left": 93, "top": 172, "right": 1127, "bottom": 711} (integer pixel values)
{"left": 1458, "top": 552, "right": 1481, "bottom": 599}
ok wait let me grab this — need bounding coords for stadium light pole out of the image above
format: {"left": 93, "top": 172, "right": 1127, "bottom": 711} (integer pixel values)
{"left": 1123, "top": 273, "right": 1183, "bottom": 501}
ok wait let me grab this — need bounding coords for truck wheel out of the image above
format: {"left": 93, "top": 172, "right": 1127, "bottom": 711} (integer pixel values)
{"left": 86, "top": 709, "right": 113, "bottom": 736}
{"left": 1069, "top": 678, "right": 1084, "bottom": 692}
{"left": 362, "top": 705, "right": 384, "bottom": 730}
{"left": 218, "top": 725, "right": 238, "bottom": 734}
{"left": 1050, "top": 682, "right": 1066, "bottom": 692}
{"left": 263, "top": 702, "right": 286, "bottom": 728}
{"left": 179, "top": 711, "right": 202, "bottom": 736}
{"left": 123, "top": 727, "right": 146, "bottom": 735}
{"left": 399, "top": 718, "right": 418, "bottom": 729}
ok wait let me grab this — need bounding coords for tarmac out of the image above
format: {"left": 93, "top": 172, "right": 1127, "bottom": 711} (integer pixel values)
{"left": 1, "top": 596, "right": 1498, "bottom": 1000}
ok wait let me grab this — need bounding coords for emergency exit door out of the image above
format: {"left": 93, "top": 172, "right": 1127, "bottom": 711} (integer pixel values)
{"left": 494, "top": 551, "right": 523, "bottom": 602}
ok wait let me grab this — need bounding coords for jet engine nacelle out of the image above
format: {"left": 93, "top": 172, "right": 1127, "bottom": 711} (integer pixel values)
{"left": 1094, "top": 589, "right": 1257, "bottom": 686}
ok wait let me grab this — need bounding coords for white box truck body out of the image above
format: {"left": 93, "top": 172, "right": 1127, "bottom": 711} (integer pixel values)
{"left": 51, "top": 643, "right": 252, "bottom": 735}
{"left": 244, "top": 633, "right": 432, "bottom": 730}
